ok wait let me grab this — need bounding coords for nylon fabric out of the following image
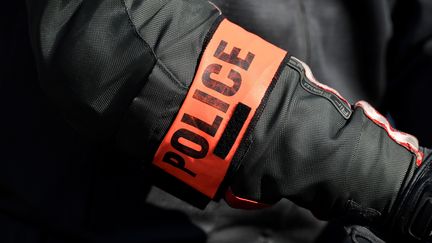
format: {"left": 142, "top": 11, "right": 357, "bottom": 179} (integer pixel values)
{"left": 123, "top": 0, "right": 220, "bottom": 89}
{"left": 26, "top": 0, "right": 156, "bottom": 140}
{"left": 118, "top": 0, "right": 220, "bottom": 159}
{"left": 230, "top": 57, "right": 417, "bottom": 224}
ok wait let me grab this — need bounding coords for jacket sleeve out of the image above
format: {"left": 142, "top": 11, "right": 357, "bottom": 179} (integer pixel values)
{"left": 25, "top": 0, "right": 221, "bottom": 158}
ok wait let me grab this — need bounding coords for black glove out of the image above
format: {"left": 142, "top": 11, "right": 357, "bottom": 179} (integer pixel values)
{"left": 385, "top": 149, "right": 432, "bottom": 242}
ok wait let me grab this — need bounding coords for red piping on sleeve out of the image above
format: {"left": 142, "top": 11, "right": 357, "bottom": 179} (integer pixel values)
{"left": 224, "top": 187, "right": 271, "bottom": 210}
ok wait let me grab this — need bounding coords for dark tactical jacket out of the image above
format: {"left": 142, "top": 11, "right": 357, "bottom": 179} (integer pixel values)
{"left": 1, "top": 0, "right": 432, "bottom": 242}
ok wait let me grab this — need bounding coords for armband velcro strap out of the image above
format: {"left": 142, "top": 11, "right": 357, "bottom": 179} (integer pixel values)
{"left": 152, "top": 19, "right": 287, "bottom": 199}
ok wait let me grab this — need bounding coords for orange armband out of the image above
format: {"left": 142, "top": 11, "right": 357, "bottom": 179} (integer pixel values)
{"left": 153, "top": 19, "right": 287, "bottom": 199}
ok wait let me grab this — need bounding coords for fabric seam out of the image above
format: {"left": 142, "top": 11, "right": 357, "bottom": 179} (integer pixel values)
{"left": 120, "top": 0, "right": 188, "bottom": 89}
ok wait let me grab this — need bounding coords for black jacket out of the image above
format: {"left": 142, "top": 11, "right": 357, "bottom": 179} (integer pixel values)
{"left": 1, "top": 0, "right": 432, "bottom": 242}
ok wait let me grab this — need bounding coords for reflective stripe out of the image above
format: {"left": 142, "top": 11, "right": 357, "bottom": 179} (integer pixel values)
{"left": 153, "top": 19, "right": 287, "bottom": 198}
{"left": 295, "top": 56, "right": 422, "bottom": 165}
{"left": 208, "top": 1, "right": 222, "bottom": 14}
{"left": 355, "top": 101, "right": 423, "bottom": 166}
{"left": 294, "top": 57, "right": 351, "bottom": 107}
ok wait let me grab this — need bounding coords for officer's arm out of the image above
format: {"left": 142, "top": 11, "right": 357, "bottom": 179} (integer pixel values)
{"left": 26, "top": 1, "right": 432, "bottom": 242}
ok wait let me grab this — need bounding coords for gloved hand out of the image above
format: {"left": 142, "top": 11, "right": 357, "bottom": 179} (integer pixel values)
{"left": 386, "top": 149, "right": 432, "bottom": 242}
